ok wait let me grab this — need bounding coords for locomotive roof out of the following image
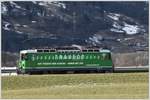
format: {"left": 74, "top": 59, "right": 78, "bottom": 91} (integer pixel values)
{"left": 20, "top": 46, "right": 110, "bottom": 53}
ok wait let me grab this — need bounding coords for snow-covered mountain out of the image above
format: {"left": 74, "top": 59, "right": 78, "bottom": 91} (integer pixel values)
{"left": 2, "top": 1, "right": 149, "bottom": 53}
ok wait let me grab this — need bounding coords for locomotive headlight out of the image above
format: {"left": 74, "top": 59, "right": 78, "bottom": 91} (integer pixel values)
{"left": 21, "top": 61, "right": 25, "bottom": 67}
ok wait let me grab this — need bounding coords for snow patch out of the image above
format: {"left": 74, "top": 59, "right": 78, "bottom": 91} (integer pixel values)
{"left": 107, "top": 13, "right": 120, "bottom": 21}
{"left": 15, "top": 24, "right": 21, "bottom": 27}
{"left": 112, "top": 22, "right": 122, "bottom": 29}
{"left": 37, "top": 12, "right": 41, "bottom": 16}
{"left": 32, "top": 1, "right": 37, "bottom": 4}
{"left": 10, "top": 1, "right": 21, "bottom": 9}
{"left": 122, "top": 23, "right": 140, "bottom": 35}
{"left": 31, "top": 21, "right": 37, "bottom": 23}
{"left": 58, "top": 2, "right": 66, "bottom": 9}
{"left": 117, "top": 39, "right": 121, "bottom": 41}
{"left": 110, "top": 28, "right": 124, "bottom": 33}
{"left": 1, "top": 4, "right": 8, "bottom": 14}
{"left": 124, "top": 38, "right": 133, "bottom": 41}
{"left": 52, "top": 2, "right": 66, "bottom": 9}
{"left": 89, "top": 34, "right": 103, "bottom": 44}
{"left": 51, "top": 14, "right": 55, "bottom": 17}
{"left": 16, "top": 31, "right": 23, "bottom": 34}
{"left": 22, "top": 25, "right": 28, "bottom": 27}
{"left": 39, "top": 2, "right": 47, "bottom": 6}
{"left": 111, "top": 21, "right": 143, "bottom": 35}
{"left": 3, "top": 22, "right": 11, "bottom": 31}
{"left": 9, "top": 1, "right": 26, "bottom": 10}
{"left": 110, "top": 22, "right": 124, "bottom": 33}
{"left": 38, "top": 2, "right": 52, "bottom": 7}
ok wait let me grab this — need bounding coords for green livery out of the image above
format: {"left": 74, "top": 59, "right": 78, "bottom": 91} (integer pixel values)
{"left": 18, "top": 47, "right": 114, "bottom": 74}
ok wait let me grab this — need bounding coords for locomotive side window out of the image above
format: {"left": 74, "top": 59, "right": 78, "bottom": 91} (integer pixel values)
{"left": 102, "top": 53, "right": 106, "bottom": 60}
{"left": 37, "top": 56, "right": 39, "bottom": 60}
{"left": 40, "top": 56, "right": 43, "bottom": 60}
{"left": 97, "top": 55, "right": 101, "bottom": 60}
{"left": 45, "top": 56, "right": 47, "bottom": 60}
{"left": 48, "top": 55, "right": 51, "bottom": 60}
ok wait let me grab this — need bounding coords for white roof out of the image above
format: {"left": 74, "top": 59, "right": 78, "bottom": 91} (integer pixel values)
{"left": 20, "top": 49, "right": 37, "bottom": 53}
{"left": 20, "top": 49, "right": 111, "bottom": 53}
{"left": 57, "top": 50, "right": 80, "bottom": 52}
{"left": 99, "top": 49, "right": 110, "bottom": 53}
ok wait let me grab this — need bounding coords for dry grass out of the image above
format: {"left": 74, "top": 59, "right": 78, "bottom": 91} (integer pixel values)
{"left": 2, "top": 72, "right": 149, "bottom": 99}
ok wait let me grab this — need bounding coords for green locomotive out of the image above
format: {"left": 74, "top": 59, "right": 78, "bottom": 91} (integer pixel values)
{"left": 18, "top": 46, "right": 114, "bottom": 74}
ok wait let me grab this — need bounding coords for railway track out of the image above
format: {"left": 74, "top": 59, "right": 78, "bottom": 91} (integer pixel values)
{"left": 1, "top": 66, "right": 148, "bottom": 76}
{"left": 114, "top": 66, "right": 149, "bottom": 72}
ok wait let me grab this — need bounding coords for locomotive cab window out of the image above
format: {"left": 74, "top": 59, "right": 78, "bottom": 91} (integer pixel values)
{"left": 108, "top": 53, "right": 111, "bottom": 60}
{"left": 102, "top": 53, "right": 111, "bottom": 60}
{"left": 21, "top": 53, "right": 28, "bottom": 60}
{"left": 105, "top": 53, "right": 111, "bottom": 60}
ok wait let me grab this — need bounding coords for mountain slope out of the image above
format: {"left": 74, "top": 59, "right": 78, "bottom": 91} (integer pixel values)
{"left": 2, "top": 1, "right": 149, "bottom": 53}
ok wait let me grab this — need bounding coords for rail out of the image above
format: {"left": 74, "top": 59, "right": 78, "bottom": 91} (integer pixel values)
{"left": 1, "top": 66, "right": 148, "bottom": 76}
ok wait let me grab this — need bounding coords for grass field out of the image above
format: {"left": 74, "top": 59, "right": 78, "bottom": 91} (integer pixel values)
{"left": 1, "top": 72, "right": 149, "bottom": 99}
